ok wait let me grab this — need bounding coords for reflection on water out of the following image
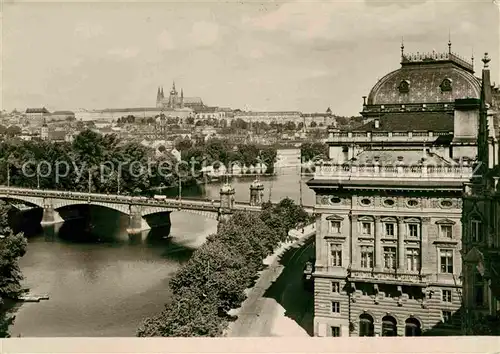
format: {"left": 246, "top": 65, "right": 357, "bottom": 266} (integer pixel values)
{"left": 9, "top": 211, "right": 217, "bottom": 337}
{"left": 9, "top": 163, "right": 308, "bottom": 337}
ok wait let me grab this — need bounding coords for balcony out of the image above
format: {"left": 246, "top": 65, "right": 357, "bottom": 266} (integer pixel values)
{"left": 327, "top": 130, "right": 450, "bottom": 143}
{"left": 349, "top": 269, "right": 428, "bottom": 285}
{"left": 313, "top": 163, "right": 473, "bottom": 182}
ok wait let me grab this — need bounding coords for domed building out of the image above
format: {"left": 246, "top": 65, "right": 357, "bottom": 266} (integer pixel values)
{"left": 329, "top": 41, "right": 487, "bottom": 164}
{"left": 307, "top": 43, "right": 498, "bottom": 337}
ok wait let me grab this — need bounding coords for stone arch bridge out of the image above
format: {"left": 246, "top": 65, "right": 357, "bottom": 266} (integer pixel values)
{"left": 0, "top": 187, "right": 269, "bottom": 233}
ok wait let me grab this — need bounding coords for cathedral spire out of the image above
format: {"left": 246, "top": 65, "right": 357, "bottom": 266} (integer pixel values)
{"left": 156, "top": 86, "right": 162, "bottom": 105}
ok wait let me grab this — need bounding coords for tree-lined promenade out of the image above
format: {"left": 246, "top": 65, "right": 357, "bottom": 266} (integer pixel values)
{"left": 137, "top": 198, "right": 312, "bottom": 337}
{"left": 0, "top": 131, "right": 278, "bottom": 196}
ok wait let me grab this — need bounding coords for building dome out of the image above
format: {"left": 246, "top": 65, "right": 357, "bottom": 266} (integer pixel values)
{"left": 367, "top": 51, "right": 480, "bottom": 106}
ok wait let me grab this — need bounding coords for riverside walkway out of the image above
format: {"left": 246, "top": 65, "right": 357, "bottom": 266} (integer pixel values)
{"left": 226, "top": 223, "right": 315, "bottom": 337}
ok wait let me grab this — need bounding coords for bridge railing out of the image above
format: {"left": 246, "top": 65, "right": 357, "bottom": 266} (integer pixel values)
{"left": 0, "top": 186, "right": 313, "bottom": 212}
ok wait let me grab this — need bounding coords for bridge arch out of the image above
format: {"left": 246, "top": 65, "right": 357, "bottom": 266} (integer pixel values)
{"left": 0, "top": 194, "right": 45, "bottom": 208}
{"left": 53, "top": 200, "right": 130, "bottom": 215}
{"left": 141, "top": 206, "right": 219, "bottom": 220}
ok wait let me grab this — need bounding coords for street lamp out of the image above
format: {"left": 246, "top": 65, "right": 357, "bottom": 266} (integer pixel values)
{"left": 88, "top": 168, "right": 92, "bottom": 194}
{"left": 117, "top": 169, "right": 121, "bottom": 195}
{"left": 6, "top": 161, "right": 10, "bottom": 188}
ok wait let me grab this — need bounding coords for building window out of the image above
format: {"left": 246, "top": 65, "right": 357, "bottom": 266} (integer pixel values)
{"left": 440, "top": 225, "right": 453, "bottom": 239}
{"left": 405, "top": 318, "right": 421, "bottom": 336}
{"left": 384, "top": 247, "right": 397, "bottom": 270}
{"left": 440, "top": 78, "right": 452, "bottom": 92}
{"left": 385, "top": 223, "right": 395, "bottom": 237}
{"left": 362, "top": 222, "right": 372, "bottom": 235}
{"left": 440, "top": 199, "right": 453, "bottom": 208}
{"left": 332, "top": 281, "right": 340, "bottom": 293}
{"left": 359, "top": 314, "right": 374, "bottom": 337}
{"left": 407, "top": 199, "right": 419, "bottom": 207}
{"left": 360, "top": 198, "right": 372, "bottom": 206}
{"left": 441, "top": 310, "right": 452, "bottom": 324}
{"left": 439, "top": 249, "right": 454, "bottom": 274}
{"left": 442, "top": 289, "right": 452, "bottom": 303}
{"left": 330, "top": 197, "right": 341, "bottom": 204}
{"left": 408, "top": 224, "right": 419, "bottom": 238}
{"left": 471, "top": 219, "right": 483, "bottom": 243}
{"left": 331, "top": 301, "right": 340, "bottom": 313}
{"left": 331, "top": 326, "right": 340, "bottom": 337}
{"left": 384, "top": 199, "right": 395, "bottom": 207}
{"left": 330, "top": 220, "right": 341, "bottom": 234}
{"left": 360, "top": 246, "right": 374, "bottom": 269}
{"left": 398, "top": 80, "right": 410, "bottom": 93}
{"left": 474, "top": 272, "right": 484, "bottom": 306}
{"left": 406, "top": 248, "right": 420, "bottom": 272}
{"left": 381, "top": 316, "right": 397, "bottom": 336}
{"left": 330, "top": 244, "right": 342, "bottom": 267}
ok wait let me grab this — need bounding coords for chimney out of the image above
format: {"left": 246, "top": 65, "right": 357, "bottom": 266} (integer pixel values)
{"left": 374, "top": 119, "right": 380, "bottom": 129}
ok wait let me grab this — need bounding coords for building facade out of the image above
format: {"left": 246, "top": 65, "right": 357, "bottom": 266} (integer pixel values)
{"left": 461, "top": 54, "right": 500, "bottom": 335}
{"left": 307, "top": 42, "right": 483, "bottom": 337}
{"left": 26, "top": 107, "right": 51, "bottom": 122}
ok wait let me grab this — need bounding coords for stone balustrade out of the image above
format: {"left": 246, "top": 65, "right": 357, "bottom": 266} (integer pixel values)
{"left": 314, "top": 163, "right": 473, "bottom": 181}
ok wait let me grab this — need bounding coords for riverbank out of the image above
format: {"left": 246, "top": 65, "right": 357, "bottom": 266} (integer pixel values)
{"left": 225, "top": 223, "right": 315, "bottom": 337}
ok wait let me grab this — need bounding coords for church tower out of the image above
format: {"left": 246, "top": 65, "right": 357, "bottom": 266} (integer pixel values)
{"left": 168, "top": 81, "right": 178, "bottom": 109}
{"left": 156, "top": 87, "right": 162, "bottom": 108}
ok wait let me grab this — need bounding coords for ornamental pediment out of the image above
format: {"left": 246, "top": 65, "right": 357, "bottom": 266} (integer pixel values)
{"left": 326, "top": 214, "right": 344, "bottom": 221}
{"left": 381, "top": 216, "right": 397, "bottom": 223}
{"left": 435, "top": 218, "right": 456, "bottom": 225}
{"left": 404, "top": 217, "right": 420, "bottom": 223}
{"left": 358, "top": 215, "right": 374, "bottom": 222}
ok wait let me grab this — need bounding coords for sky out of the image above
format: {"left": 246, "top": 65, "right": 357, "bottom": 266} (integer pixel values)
{"left": 1, "top": 0, "right": 499, "bottom": 116}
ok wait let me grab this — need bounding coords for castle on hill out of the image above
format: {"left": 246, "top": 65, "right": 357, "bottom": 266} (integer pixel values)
{"left": 156, "top": 82, "right": 205, "bottom": 111}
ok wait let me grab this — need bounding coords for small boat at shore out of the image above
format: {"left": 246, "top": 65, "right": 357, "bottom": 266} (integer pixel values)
{"left": 18, "top": 294, "right": 49, "bottom": 302}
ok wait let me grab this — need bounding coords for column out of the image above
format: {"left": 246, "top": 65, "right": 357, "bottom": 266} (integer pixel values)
{"left": 127, "top": 205, "right": 150, "bottom": 234}
{"left": 420, "top": 217, "right": 431, "bottom": 275}
{"left": 374, "top": 216, "right": 382, "bottom": 271}
{"left": 397, "top": 217, "right": 405, "bottom": 272}
{"left": 40, "top": 198, "right": 63, "bottom": 226}
{"left": 349, "top": 214, "right": 358, "bottom": 268}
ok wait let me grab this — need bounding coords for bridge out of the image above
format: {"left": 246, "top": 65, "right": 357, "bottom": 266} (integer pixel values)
{"left": 0, "top": 186, "right": 313, "bottom": 233}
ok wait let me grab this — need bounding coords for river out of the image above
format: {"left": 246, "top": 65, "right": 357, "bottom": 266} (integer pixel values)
{"left": 8, "top": 153, "right": 315, "bottom": 337}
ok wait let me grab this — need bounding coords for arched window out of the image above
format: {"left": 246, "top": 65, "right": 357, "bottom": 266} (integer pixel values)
{"left": 405, "top": 318, "right": 421, "bottom": 336}
{"left": 381, "top": 315, "right": 397, "bottom": 336}
{"left": 359, "top": 314, "right": 374, "bottom": 337}
{"left": 398, "top": 80, "right": 410, "bottom": 93}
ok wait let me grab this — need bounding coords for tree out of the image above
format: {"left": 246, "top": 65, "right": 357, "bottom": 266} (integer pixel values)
{"left": 0, "top": 202, "right": 27, "bottom": 338}
{"left": 185, "top": 116, "right": 195, "bottom": 125}
{"left": 301, "top": 142, "right": 328, "bottom": 162}
{"left": 137, "top": 290, "right": 226, "bottom": 337}
{"left": 175, "top": 137, "right": 193, "bottom": 152}
{"left": 137, "top": 200, "right": 312, "bottom": 337}
{"left": 309, "top": 121, "right": 317, "bottom": 128}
